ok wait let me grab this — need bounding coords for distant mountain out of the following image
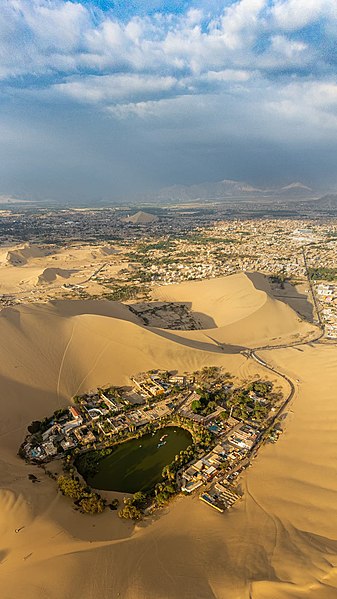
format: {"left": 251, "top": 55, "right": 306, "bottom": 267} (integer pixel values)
{"left": 155, "top": 179, "right": 261, "bottom": 202}
{"left": 309, "top": 194, "right": 337, "bottom": 210}
{"left": 123, "top": 210, "right": 159, "bottom": 224}
{"left": 280, "top": 182, "right": 313, "bottom": 192}
{"left": 151, "top": 179, "right": 316, "bottom": 203}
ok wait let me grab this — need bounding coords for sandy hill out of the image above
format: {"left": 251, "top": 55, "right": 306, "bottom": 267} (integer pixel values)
{"left": 0, "top": 272, "right": 335, "bottom": 599}
{"left": 100, "top": 245, "right": 119, "bottom": 256}
{"left": 123, "top": 210, "right": 159, "bottom": 224}
{"left": 151, "top": 272, "right": 315, "bottom": 347}
{"left": 0, "top": 272, "right": 317, "bottom": 448}
{"left": 0, "top": 242, "right": 124, "bottom": 297}
{"left": 310, "top": 193, "right": 337, "bottom": 211}
{"left": 37, "top": 267, "right": 78, "bottom": 285}
{"left": 5, "top": 244, "right": 52, "bottom": 266}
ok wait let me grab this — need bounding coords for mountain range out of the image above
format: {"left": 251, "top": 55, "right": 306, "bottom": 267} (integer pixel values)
{"left": 148, "top": 179, "right": 318, "bottom": 203}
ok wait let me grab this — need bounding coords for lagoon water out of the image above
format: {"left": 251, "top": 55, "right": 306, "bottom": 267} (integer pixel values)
{"left": 88, "top": 426, "right": 192, "bottom": 493}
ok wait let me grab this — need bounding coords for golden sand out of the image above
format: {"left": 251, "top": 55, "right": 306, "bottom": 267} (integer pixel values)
{"left": 0, "top": 272, "right": 336, "bottom": 598}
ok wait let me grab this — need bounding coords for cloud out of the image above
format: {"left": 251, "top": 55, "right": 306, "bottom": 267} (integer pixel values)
{"left": 266, "top": 80, "right": 337, "bottom": 135}
{"left": 54, "top": 73, "right": 178, "bottom": 103}
{"left": 0, "top": 0, "right": 337, "bottom": 199}
{"left": 0, "top": 0, "right": 335, "bottom": 87}
{"left": 271, "top": 0, "right": 334, "bottom": 31}
{"left": 217, "top": 0, "right": 267, "bottom": 50}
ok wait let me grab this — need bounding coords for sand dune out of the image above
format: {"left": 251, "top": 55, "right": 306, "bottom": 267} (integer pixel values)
{"left": 37, "top": 267, "right": 78, "bottom": 284}
{"left": 0, "top": 241, "right": 122, "bottom": 297}
{"left": 100, "top": 245, "right": 119, "bottom": 256}
{"left": 0, "top": 298, "right": 249, "bottom": 454}
{"left": 152, "top": 272, "right": 266, "bottom": 327}
{"left": 5, "top": 244, "right": 52, "bottom": 266}
{"left": 151, "top": 273, "right": 315, "bottom": 347}
{"left": 0, "top": 273, "right": 336, "bottom": 599}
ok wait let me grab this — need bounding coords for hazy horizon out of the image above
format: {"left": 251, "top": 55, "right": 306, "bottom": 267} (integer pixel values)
{"left": 1, "top": 0, "right": 337, "bottom": 202}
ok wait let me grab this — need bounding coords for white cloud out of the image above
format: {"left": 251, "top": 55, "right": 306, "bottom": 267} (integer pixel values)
{"left": 218, "top": 0, "right": 267, "bottom": 50}
{"left": 271, "top": 0, "right": 333, "bottom": 30}
{"left": 54, "top": 73, "right": 178, "bottom": 103}
{"left": 0, "top": 0, "right": 337, "bottom": 147}
{"left": 19, "top": 0, "right": 89, "bottom": 49}
{"left": 265, "top": 80, "right": 337, "bottom": 137}
{"left": 205, "top": 69, "right": 252, "bottom": 82}
{"left": 270, "top": 35, "right": 307, "bottom": 58}
{"left": 0, "top": 0, "right": 335, "bottom": 86}
{"left": 107, "top": 99, "right": 169, "bottom": 119}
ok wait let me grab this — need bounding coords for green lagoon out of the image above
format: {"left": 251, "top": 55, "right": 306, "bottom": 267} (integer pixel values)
{"left": 86, "top": 426, "right": 192, "bottom": 493}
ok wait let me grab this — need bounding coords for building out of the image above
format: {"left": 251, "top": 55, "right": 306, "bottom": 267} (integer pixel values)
{"left": 69, "top": 406, "right": 81, "bottom": 420}
{"left": 131, "top": 376, "right": 166, "bottom": 398}
{"left": 42, "top": 440, "right": 58, "bottom": 456}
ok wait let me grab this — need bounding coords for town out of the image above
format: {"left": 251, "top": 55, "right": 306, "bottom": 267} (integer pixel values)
{"left": 1, "top": 206, "right": 337, "bottom": 339}
{"left": 19, "top": 366, "right": 284, "bottom": 518}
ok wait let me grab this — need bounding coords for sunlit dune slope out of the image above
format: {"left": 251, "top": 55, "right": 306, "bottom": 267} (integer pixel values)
{"left": 151, "top": 272, "right": 316, "bottom": 346}
{"left": 152, "top": 272, "right": 266, "bottom": 327}
{"left": 0, "top": 242, "right": 122, "bottom": 296}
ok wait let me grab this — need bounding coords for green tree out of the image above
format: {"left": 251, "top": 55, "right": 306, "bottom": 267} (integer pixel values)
{"left": 79, "top": 495, "right": 105, "bottom": 514}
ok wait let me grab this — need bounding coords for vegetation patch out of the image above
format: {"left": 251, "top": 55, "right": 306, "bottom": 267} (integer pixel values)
{"left": 57, "top": 475, "right": 106, "bottom": 514}
{"left": 308, "top": 267, "right": 337, "bottom": 281}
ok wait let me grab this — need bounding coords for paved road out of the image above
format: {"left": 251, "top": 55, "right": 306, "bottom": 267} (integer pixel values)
{"left": 244, "top": 246, "right": 326, "bottom": 433}
{"left": 302, "top": 246, "right": 324, "bottom": 329}
{"left": 79, "top": 261, "right": 107, "bottom": 285}
{"left": 250, "top": 349, "right": 295, "bottom": 431}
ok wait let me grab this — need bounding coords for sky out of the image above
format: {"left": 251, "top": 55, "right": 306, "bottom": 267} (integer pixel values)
{"left": 0, "top": 0, "right": 337, "bottom": 202}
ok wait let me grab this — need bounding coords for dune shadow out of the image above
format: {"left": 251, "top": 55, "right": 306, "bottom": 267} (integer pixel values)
{"left": 0, "top": 306, "right": 22, "bottom": 328}
{"left": 172, "top": 302, "right": 217, "bottom": 329}
{"left": 130, "top": 300, "right": 217, "bottom": 330}
{"left": 189, "top": 309, "right": 217, "bottom": 329}
{"left": 149, "top": 326, "right": 244, "bottom": 354}
{"left": 246, "top": 272, "right": 314, "bottom": 323}
{"left": 0, "top": 372, "right": 68, "bottom": 437}
{"left": 296, "top": 528, "right": 337, "bottom": 554}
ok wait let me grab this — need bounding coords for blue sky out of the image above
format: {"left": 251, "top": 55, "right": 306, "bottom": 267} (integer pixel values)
{"left": 76, "top": 1, "right": 228, "bottom": 20}
{"left": 0, "top": 0, "right": 336, "bottom": 201}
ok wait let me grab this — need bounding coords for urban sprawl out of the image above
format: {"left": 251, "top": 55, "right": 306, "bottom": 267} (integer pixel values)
{"left": 1, "top": 205, "right": 337, "bottom": 339}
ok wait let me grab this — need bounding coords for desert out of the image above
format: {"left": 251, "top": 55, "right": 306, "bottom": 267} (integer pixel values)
{"left": 1, "top": 2, "right": 337, "bottom": 596}
{"left": 0, "top": 264, "right": 336, "bottom": 598}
